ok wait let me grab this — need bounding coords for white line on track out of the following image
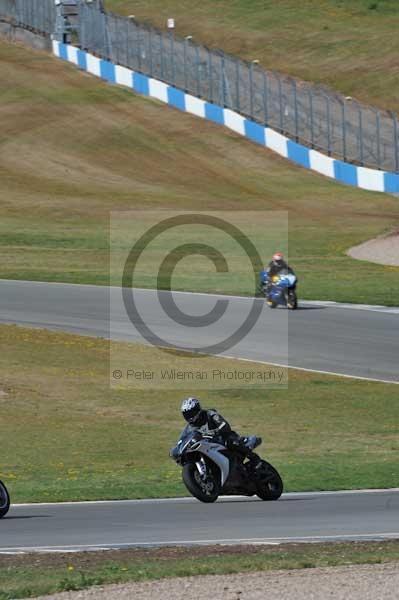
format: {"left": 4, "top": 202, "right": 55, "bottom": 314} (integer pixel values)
{"left": 131, "top": 287, "right": 399, "bottom": 314}
{"left": 12, "top": 487, "right": 399, "bottom": 508}
{"left": 150, "top": 339, "right": 399, "bottom": 385}
{"left": 219, "top": 353, "right": 399, "bottom": 385}
{"left": 2, "top": 532, "right": 399, "bottom": 554}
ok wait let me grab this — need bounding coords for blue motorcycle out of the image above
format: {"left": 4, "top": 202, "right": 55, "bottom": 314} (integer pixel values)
{"left": 260, "top": 269, "right": 298, "bottom": 310}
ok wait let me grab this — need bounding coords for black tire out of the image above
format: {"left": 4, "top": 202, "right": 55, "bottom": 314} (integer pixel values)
{"left": 267, "top": 300, "right": 277, "bottom": 309}
{"left": 0, "top": 481, "right": 10, "bottom": 518}
{"left": 255, "top": 461, "right": 283, "bottom": 501}
{"left": 182, "top": 463, "right": 220, "bottom": 503}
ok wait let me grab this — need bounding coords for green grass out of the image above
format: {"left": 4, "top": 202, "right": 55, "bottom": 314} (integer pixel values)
{"left": 0, "top": 541, "right": 399, "bottom": 599}
{"left": 108, "top": 0, "right": 399, "bottom": 114}
{"left": 1, "top": 42, "right": 399, "bottom": 303}
{"left": 0, "top": 324, "right": 398, "bottom": 503}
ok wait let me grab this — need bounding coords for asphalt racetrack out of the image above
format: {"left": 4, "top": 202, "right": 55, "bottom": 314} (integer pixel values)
{"left": 1, "top": 279, "right": 398, "bottom": 552}
{"left": 2, "top": 490, "right": 399, "bottom": 553}
{"left": 0, "top": 279, "right": 398, "bottom": 382}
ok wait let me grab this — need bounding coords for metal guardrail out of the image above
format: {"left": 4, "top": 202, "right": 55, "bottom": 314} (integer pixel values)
{"left": 1, "top": 0, "right": 398, "bottom": 172}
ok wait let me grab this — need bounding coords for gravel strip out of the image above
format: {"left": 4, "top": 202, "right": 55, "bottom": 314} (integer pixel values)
{"left": 348, "top": 232, "right": 399, "bottom": 266}
{"left": 32, "top": 562, "right": 399, "bottom": 600}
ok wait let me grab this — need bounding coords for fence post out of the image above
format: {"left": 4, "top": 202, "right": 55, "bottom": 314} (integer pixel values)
{"left": 309, "top": 90, "right": 314, "bottom": 148}
{"left": 159, "top": 32, "right": 164, "bottom": 79}
{"left": 322, "top": 93, "right": 332, "bottom": 156}
{"left": 183, "top": 37, "right": 188, "bottom": 91}
{"left": 208, "top": 49, "right": 213, "bottom": 102}
{"left": 249, "top": 61, "right": 254, "bottom": 119}
{"left": 78, "top": 3, "right": 84, "bottom": 50}
{"left": 114, "top": 16, "right": 120, "bottom": 65}
{"left": 109, "top": 14, "right": 114, "bottom": 62}
{"left": 170, "top": 30, "right": 175, "bottom": 85}
{"left": 194, "top": 46, "right": 200, "bottom": 96}
{"left": 376, "top": 110, "right": 381, "bottom": 169}
{"left": 277, "top": 75, "right": 283, "bottom": 131}
{"left": 393, "top": 113, "right": 399, "bottom": 173}
{"left": 45, "top": 0, "right": 50, "bottom": 37}
{"left": 342, "top": 100, "right": 347, "bottom": 162}
{"left": 357, "top": 102, "right": 363, "bottom": 166}
{"left": 136, "top": 24, "right": 142, "bottom": 71}
{"left": 220, "top": 54, "right": 226, "bottom": 106}
{"left": 292, "top": 79, "right": 299, "bottom": 142}
{"left": 235, "top": 59, "right": 240, "bottom": 113}
{"left": 125, "top": 17, "right": 129, "bottom": 68}
{"left": 262, "top": 71, "right": 268, "bottom": 125}
{"left": 103, "top": 13, "right": 112, "bottom": 60}
{"left": 147, "top": 28, "right": 153, "bottom": 76}
{"left": 102, "top": 11, "right": 108, "bottom": 58}
{"left": 38, "top": 0, "right": 41, "bottom": 33}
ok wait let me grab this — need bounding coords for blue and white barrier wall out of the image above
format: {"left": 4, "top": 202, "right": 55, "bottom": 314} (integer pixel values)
{"left": 52, "top": 41, "right": 399, "bottom": 194}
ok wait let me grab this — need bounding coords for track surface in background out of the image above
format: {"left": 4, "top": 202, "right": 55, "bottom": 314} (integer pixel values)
{"left": 0, "top": 279, "right": 398, "bottom": 382}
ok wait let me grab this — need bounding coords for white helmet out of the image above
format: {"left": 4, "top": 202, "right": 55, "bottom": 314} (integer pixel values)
{"left": 181, "top": 397, "right": 202, "bottom": 424}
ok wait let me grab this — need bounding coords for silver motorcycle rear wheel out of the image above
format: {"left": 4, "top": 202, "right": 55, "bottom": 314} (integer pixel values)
{"left": 255, "top": 461, "right": 283, "bottom": 501}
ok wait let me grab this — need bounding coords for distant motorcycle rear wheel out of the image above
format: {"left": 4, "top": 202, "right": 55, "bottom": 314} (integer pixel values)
{"left": 182, "top": 463, "right": 220, "bottom": 503}
{"left": 0, "top": 481, "right": 10, "bottom": 518}
{"left": 255, "top": 462, "right": 283, "bottom": 501}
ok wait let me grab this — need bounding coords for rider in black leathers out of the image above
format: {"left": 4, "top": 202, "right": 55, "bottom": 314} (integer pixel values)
{"left": 260, "top": 252, "right": 297, "bottom": 294}
{"left": 180, "top": 397, "right": 261, "bottom": 467}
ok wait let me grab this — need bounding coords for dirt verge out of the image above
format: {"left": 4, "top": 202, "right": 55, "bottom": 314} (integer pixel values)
{"left": 31, "top": 562, "right": 399, "bottom": 600}
{"left": 0, "top": 540, "right": 396, "bottom": 569}
{"left": 348, "top": 229, "right": 399, "bottom": 266}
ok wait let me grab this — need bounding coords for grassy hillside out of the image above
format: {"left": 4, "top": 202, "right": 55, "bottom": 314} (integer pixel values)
{"left": 108, "top": 0, "right": 399, "bottom": 113}
{"left": 1, "top": 41, "right": 399, "bottom": 303}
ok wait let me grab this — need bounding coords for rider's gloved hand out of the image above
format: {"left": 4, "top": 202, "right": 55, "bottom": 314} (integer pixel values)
{"left": 226, "top": 437, "right": 241, "bottom": 450}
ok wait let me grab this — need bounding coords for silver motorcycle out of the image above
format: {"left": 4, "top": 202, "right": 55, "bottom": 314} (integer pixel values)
{"left": 170, "top": 428, "right": 283, "bottom": 503}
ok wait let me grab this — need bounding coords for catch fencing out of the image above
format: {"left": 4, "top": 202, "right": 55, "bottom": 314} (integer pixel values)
{"left": 1, "top": 0, "right": 398, "bottom": 172}
{"left": 0, "top": 0, "right": 55, "bottom": 36}
{"left": 77, "top": 3, "right": 399, "bottom": 173}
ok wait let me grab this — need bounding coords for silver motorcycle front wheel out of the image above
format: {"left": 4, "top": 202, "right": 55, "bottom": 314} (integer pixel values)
{"left": 182, "top": 463, "right": 220, "bottom": 503}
